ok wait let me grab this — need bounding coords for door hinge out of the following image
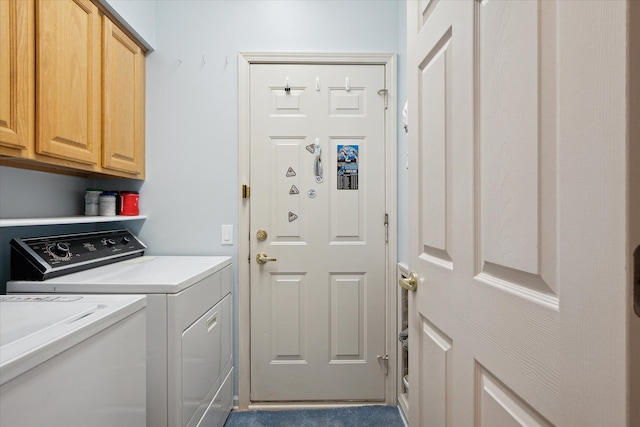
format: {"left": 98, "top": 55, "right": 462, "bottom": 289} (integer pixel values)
{"left": 377, "top": 89, "right": 388, "bottom": 110}
{"left": 242, "top": 184, "right": 250, "bottom": 199}
{"left": 384, "top": 213, "right": 389, "bottom": 243}
{"left": 634, "top": 245, "right": 639, "bottom": 317}
{"left": 377, "top": 354, "right": 389, "bottom": 375}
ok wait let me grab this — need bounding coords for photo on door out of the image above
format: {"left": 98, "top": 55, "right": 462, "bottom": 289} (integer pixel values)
{"left": 337, "top": 144, "right": 358, "bottom": 190}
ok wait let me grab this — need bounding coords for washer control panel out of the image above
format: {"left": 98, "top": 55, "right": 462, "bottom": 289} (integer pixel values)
{"left": 10, "top": 229, "right": 146, "bottom": 281}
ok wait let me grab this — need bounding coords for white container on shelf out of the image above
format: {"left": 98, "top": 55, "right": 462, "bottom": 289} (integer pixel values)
{"left": 84, "top": 188, "right": 102, "bottom": 216}
{"left": 99, "top": 192, "right": 117, "bottom": 216}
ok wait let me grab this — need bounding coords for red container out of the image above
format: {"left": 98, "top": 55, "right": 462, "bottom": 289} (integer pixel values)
{"left": 120, "top": 191, "right": 139, "bottom": 216}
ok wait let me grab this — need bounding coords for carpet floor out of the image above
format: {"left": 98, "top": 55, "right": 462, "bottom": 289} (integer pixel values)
{"left": 224, "top": 405, "right": 405, "bottom": 427}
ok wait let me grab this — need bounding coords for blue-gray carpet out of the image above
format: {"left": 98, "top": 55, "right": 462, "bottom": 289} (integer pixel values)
{"left": 224, "top": 405, "right": 405, "bottom": 427}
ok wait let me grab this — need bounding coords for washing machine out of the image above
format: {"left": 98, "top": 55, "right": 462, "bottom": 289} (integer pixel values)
{"left": 0, "top": 293, "right": 147, "bottom": 426}
{"left": 7, "top": 229, "right": 233, "bottom": 427}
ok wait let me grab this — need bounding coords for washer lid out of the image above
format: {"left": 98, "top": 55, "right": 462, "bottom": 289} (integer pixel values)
{"left": 0, "top": 296, "right": 95, "bottom": 347}
{"left": 0, "top": 294, "right": 146, "bottom": 385}
{"left": 7, "top": 256, "right": 232, "bottom": 294}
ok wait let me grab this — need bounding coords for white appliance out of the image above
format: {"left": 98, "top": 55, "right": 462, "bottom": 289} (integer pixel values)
{"left": 0, "top": 294, "right": 147, "bottom": 427}
{"left": 7, "top": 230, "right": 233, "bottom": 427}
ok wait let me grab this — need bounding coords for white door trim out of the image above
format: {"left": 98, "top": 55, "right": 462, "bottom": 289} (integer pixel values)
{"left": 238, "top": 52, "right": 397, "bottom": 409}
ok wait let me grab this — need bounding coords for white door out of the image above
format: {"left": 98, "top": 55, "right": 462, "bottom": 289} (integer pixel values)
{"left": 407, "top": 0, "right": 634, "bottom": 426}
{"left": 249, "top": 63, "right": 388, "bottom": 401}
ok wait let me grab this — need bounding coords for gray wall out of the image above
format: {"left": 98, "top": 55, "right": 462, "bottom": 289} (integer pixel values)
{"left": 142, "top": 0, "right": 401, "bottom": 261}
{"left": 0, "top": 0, "right": 407, "bottom": 401}
{"left": 0, "top": 168, "right": 89, "bottom": 290}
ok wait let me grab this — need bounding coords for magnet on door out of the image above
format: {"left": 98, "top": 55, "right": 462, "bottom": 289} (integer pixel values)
{"left": 288, "top": 212, "right": 298, "bottom": 222}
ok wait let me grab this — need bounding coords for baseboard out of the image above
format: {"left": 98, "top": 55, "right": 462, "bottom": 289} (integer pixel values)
{"left": 246, "top": 402, "right": 390, "bottom": 411}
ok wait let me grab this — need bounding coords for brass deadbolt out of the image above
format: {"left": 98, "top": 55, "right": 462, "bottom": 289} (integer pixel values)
{"left": 256, "top": 229, "right": 268, "bottom": 241}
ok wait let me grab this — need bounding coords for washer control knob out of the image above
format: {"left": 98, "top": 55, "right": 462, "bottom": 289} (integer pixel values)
{"left": 53, "top": 242, "right": 71, "bottom": 256}
{"left": 121, "top": 236, "right": 131, "bottom": 244}
{"left": 106, "top": 239, "right": 116, "bottom": 247}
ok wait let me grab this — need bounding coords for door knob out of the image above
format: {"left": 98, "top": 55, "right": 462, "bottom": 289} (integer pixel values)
{"left": 256, "top": 252, "right": 277, "bottom": 264}
{"left": 399, "top": 271, "right": 418, "bottom": 292}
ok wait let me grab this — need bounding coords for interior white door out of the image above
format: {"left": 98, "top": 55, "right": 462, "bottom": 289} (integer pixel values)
{"left": 249, "top": 63, "right": 388, "bottom": 401}
{"left": 407, "top": 0, "right": 632, "bottom": 426}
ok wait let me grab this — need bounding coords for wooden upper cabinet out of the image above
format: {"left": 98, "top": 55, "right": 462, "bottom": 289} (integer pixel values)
{"left": 36, "top": 0, "right": 102, "bottom": 168}
{"left": 0, "top": 0, "right": 35, "bottom": 156}
{"left": 0, "top": 0, "right": 145, "bottom": 178}
{"left": 102, "top": 17, "right": 145, "bottom": 178}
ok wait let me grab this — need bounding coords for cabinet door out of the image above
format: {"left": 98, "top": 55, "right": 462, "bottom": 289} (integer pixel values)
{"left": 36, "top": 0, "right": 101, "bottom": 167}
{"left": 0, "top": 0, "right": 34, "bottom": 156}
{"left": 102, "top": 18, "right": 145, "bottom": 178}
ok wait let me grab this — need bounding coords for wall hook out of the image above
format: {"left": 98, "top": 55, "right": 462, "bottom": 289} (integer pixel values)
{"left": 225, "top": 56, "right": 229, "bottom": 65}
{"left": 202, "top": 55, "right": 206, "bottom": 65}
{"left": 177, "top": 58, "right": 182, "bottom": 66}
{"left": 285, "top": 77, "right": 291, "bottom": 93}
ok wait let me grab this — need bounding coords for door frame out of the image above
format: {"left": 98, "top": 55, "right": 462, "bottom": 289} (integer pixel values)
{"left": 238, "top": 52, "right": 397, "bottom": 409}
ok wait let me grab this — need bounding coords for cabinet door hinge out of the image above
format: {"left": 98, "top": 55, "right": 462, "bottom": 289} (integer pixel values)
{"left": 377, "top": 89, "right": 388, "bottom": 109}
{"left": 242, "top": 184, "right": 250, "bottom": 199}
{"left": 377, "top": 354, "right": 389, "bottom": 375}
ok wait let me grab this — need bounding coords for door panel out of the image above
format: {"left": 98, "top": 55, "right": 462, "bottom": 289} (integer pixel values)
{"left": 476, "top": 366, "right": 552, "bottom": 427}
{"left": 478, "top": 0, "right": 541, "bottom": 277}
{"left": 477, "top": 0, "right": 557, "bottom": 296}
{"left": 270, "top": 274, "right": 306, "bottom": 361}
{"left": 408, "top": 0, "right": 636, "bottom": 425}
{"left": 418, "top": 316, "right": 452, "bottom": 427}
{"left": 331, "top": 137, "right": 365, "bottom": 241}
{"left": 273, "top": 141, "right": 305, "bottom": 239}
{"left": 409, "top": 4, "right": 468, "bottom": 424}
{"left": 250, "top": 64, "right": 387, "bottom": 401}
{"left": 419, "top": 29, "right": 453, "bottom": 268}
{"left": 471, "top": 0, "right": 559, "bottom": 416}
{"left": 330, "top": 274, "right": 365, "bottom": 361}
{"left": 408, "top": 0, "right": 559, "bottom": 425}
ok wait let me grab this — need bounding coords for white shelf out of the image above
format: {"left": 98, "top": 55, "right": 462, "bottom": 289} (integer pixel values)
{"left": 0, "top": 215, "right": 147, "bottom": 228}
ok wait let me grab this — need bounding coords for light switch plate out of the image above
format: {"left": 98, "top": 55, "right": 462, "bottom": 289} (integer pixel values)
{"left": 221, "top": 225, "right": 233, "bottom": 245}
